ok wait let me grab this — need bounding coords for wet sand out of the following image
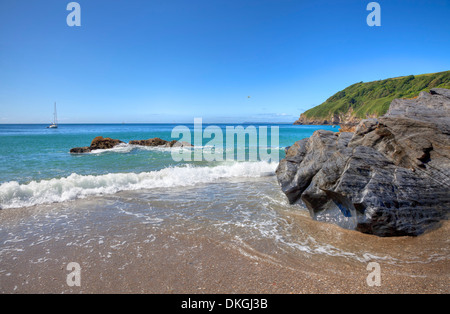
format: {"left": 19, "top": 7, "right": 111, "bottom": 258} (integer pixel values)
{"left": 0, "top": 180, "right": 448, "bottom": 294}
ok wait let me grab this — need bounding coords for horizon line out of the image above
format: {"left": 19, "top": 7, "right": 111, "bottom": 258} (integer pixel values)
{"left": 0, "top": 121, "right": 296, "bottom": 125}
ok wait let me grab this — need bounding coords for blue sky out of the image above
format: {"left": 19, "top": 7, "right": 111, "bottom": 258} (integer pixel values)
{"left": 0, "top": 0, "right": 449, "bottom": 123}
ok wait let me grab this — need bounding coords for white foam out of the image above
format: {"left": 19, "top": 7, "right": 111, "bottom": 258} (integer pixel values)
{"left": 87, "top": 143, "right": 284, "bottom": 155}
{"left": 0, "top": 161, "right": 277, "bottom": 209}
{"left": 88, "top": 143, "right": 193, "bottom": 154}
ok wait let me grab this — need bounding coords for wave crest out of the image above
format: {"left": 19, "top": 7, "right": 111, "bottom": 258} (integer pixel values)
{"left": 0, "top": 162, "right": 277, "bottom": 209}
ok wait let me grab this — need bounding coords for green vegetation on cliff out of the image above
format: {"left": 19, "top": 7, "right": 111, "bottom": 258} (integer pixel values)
{"left": 303, "top": 70, "right": 450, "bottom": 120}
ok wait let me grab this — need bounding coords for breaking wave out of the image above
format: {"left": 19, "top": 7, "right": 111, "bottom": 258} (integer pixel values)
{"left": 0, "top": 161, "right": 277, "bottom": 209}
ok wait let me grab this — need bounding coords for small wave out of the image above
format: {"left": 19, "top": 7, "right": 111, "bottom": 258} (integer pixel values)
{"left": 88, "top": 143, "right": 193, "bottom": 154}
{"left": 0, "top": 161, "right": 277, "bottom": 209}
{"left": 86, "top": 143, "right": 285, "bottom": 155}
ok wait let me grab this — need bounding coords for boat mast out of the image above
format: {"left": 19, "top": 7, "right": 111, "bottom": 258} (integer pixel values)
{"left": 54, "top": 102, "right": 57, "bottom": 125}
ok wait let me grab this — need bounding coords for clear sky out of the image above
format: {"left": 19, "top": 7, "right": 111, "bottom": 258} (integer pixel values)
{"left": 0, "top": 0, "right": 449, "bottom": 123}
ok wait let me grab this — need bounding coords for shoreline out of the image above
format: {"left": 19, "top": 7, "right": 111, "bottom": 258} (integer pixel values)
{"left": 1, "top": 181, "right": 448, "bottom": 294}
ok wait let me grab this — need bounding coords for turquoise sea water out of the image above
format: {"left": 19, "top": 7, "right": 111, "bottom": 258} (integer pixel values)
{"left": 0, "top": 123, "right": 337, "bottom": 209}
{"left": 2, "top": 123, "right": 448, "bottom": 292}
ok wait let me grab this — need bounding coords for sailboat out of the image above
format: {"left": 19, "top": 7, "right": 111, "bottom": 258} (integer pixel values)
{"left": 47, "top": 102, "right": 58, "bottom": 129}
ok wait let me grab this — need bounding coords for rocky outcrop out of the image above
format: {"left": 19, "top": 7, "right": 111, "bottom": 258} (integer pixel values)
{"left": 338, "top": 124, "right": 357, "bottom": 133}
{"left": 70, "top": 136, "right": 124, "bottom": 154}
{"left": 277, "top": 88, "right": 450, "bottom": 236}
{"left": 293, "top": 113, "right": 334, "bottom": 125}
{"left": 293, "top": 108, "right": 367, "bottom": 127}
{"left": 70, "top": 136, "right": 193, "bottom": 153}
{"left": 89, "top": 136, "right": 124, "bottom": 150}
{"left": 129, "top": 138, "right": 169, "bottom": 146}
{"left": 128, "top": 138, "right": 193, "bottom": 148}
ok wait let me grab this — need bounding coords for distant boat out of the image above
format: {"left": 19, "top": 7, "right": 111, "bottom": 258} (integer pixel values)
{"left": 47, "top": 102, "right": 58, "bottom": 129}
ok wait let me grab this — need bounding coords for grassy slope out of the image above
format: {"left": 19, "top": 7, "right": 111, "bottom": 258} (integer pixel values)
{"left": 303, "top": 70, "right": 450, "bottom": 119}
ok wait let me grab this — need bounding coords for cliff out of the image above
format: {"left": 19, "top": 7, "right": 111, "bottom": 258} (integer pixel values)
{"left": 294, "top": 70, "right": 450, "bottom": 128}
{"left": 278, "top": 88, "right": 450, "bottom": 237}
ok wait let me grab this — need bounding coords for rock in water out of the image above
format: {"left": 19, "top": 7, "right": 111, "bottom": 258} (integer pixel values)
{"left": 277, "top": 89, "right": 450, "bottom": 236}
{"left": 70, "top": 136, "right": 193, "bottom": 153}
{"left": 166, "top": 141, "right": 193, "bottom": 148}
{"left": 89, "top": 136, "right": 124, "bottom": 150}
{"left": 129, "top": 138, "right": 193, "bottom": 147}
{"left": 129, "top": 138, "right": 168, "bottom": 146}
{"left": 69, "top": 146, "right": 92, "bottom": 154}
{"left": 70, "top": 136, "right": 124, "bottom": 153}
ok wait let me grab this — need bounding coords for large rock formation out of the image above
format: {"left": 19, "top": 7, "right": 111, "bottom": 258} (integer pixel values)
{"left": 277, "top": 88, "right": 450, "bottom": 236}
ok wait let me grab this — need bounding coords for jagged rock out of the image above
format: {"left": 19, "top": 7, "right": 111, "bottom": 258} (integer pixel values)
{"left": 89, "top": 136, "right": 124, "bottom": 150}
{"left": 70, "top": 136, "right": 123, "bottom": 153}
{"left": 129, "top": 138, "right": 168, "bottom": 146}
{"left": 129, "top": 138, "right": 193, "bottom": 147}
{"left": 293, "top": 108, "right": 366, "bottom": 127}
{"left": 293, "top": 113, "right": 334, "bottom": 125}
{"left": 387, "top": 88, "right": 450, "bottom": 134}
{"left": 70, "top": 137, "right": 193, "bottom": 153}
{"left": 69, "top": 146, "right": 92, "bottom": 154}
{"left": 277, "top": 89, "right": 450, "bottom": 236}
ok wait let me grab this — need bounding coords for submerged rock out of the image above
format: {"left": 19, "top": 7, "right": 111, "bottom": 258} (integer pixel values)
{"left": 277, "top": 88, "right": 450, "bottom": 236}
{"left": 167, "top": 141, "right": 193, "bottom": 148}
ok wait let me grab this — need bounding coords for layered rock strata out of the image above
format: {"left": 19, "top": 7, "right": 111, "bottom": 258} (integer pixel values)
{"left": 277, "top": 89, "right": 450, "bottom": 236}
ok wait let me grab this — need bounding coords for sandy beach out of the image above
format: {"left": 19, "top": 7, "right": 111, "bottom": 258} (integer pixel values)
{"left": 1, "top": 179, "right": 448, "bottom": 294}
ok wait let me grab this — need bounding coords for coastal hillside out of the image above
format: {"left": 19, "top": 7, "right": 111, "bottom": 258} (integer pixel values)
{"left": 294, "top": 70, "right": 450, "bottom": 125}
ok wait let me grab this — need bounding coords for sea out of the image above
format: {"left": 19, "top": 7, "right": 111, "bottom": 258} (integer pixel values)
{"left": 0, "top": 123, "right": 448, "bottom": 293}
{"left": 0, "top": 123, "right": 332, "bottom": 208}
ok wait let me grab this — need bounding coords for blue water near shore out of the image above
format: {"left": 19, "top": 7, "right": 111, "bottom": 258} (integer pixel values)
{"left": 0, "top": 123, "right": 337, "bottom": 209}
